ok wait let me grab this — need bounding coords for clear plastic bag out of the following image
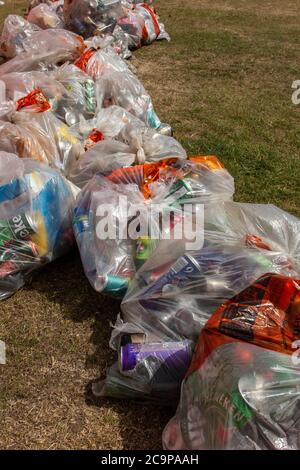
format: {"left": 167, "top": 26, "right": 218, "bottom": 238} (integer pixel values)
{"left": 117, "top": 6, "right": 144, "bottom": 50}
{"left": 74, "top": 43, "right": 130, "bottom": 81}
{"left": 51, "top": 64, "right": 98, "bottom": 124}
{"left": 97, "top": 201, "right": 300, "bottom": 401}
{"left": 66, "top": 106, "right": 186, "bottom": 187}
{"left": 109, "top": 24, "right": 132, "bottom": 59}
{"left": 0, "top": 15, "right": 41, "bottom": 59}
{"left": 64, "top": 0, "right": 125, "bottom": 38}
{"left": 163, "top": 273, "right": 300, "bottom": 450}
{"left": 121, "top": 202, "right": 300, "bottom": 333}
{"left": 118, "top": 4, "right": 165, "bottom": 47}
{"left": 71, "top": 105, "right": 146, "bottom": 141}
{"left": 117, "top": 3, "right": 168, "bottom": 49}
{"left": 0, "top": 89, "right": 83, "bottom": 171}
{"left": 73, "top": 160, "right": 191, "bottom": 298}
{"left": 74, "top": 155, "right": 232, "bottom": 308}
{"left": 1, "top": 65, "right": 97, "bottom": 125}
{"left": 0, "top": 151, "right": 77, "bottom": 300}
{"left": 28, "top": 0, "right": 64, "bottom": 12}
{"left": 0, "top": 70, "right": 66, "bottom": 103}
{"left": 66, "top": 139, "right": 137, "bottom": 188}
{"left": 95, "top": 69, "right": 166, "bottom": 130}
{"left": 0, "top": 29, "right": 85, "bottom": 75}
{"left": 27, "top": 3, "right": 65, "bottom": 29}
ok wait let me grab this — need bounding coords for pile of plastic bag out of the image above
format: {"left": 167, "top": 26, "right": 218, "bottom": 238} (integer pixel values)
{"left": 95, "top": 202, "right": 300, "bottom": 402}
{"left": 0, "top": 1, "right": 172, "bottom": 301}
{"left": 0, "top": 0, "right": 299, "bottom": 452}
{"left": 63, "top": 0, "right": 169, "bottom": 48}
{"left": 0, "top": 21, "right": 85, "bottom": 70}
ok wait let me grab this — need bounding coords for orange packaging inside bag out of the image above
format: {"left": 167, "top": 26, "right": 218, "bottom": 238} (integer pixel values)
{"left": 189, "top": 273, "right": 300, "bottom": 377}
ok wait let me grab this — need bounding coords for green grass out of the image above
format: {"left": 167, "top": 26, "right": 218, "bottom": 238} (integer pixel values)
{"left": 0, "top": 1, "right": 27, "bottom": 26}
{"left": 137, "top": 0, "right": 300, "bottom": 215}
{"left": 0, "top": 0, "right": 299, "bottom": 450}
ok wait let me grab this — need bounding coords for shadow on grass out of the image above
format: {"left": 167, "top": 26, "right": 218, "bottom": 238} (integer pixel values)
{"left": 83, "top": 296, "right": 176, "bottom": 449}
{"left": 23, "top": 249, "right": 173, "bottom": 449}
{"left": 24, "top": 248, "right": 120, "bottom": 321}
{"left": 84, "top": 380, "right": 175, "bottom": 450}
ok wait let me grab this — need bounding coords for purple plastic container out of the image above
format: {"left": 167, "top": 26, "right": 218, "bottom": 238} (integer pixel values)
{"left": 120, "top": 340, "right": 192, "bottom": 373}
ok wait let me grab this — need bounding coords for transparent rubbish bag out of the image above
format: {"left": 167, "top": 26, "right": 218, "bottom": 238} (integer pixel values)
{"left": 74, "top": 156, "right": 225, "bottom": 299}
{"left": 64, "top": 0, "right": 125, "bottom": 38}
{"left": 0, "top": 151, "right": 77, "bottom": 300}
{"left": 121, "top": 201, "right": 300, "bottom": 342}
{"left": 117, "top": 3, "right": 169, "bottom": 49}
{"left": 1, "top": 70, "right": 67, "bottom": 103}
{"left": 66, "top": 140, "right": 186, "bottom": 189}
{"left": 71, "top": 105, "right": 147, "bottom": 142}
{"left": 95, "top": 69, "right": 166, "bottom": 131}
{"left": 204, "top": 202, "right": 300, "bottom": 271}
{"left": 0, "top": 29, "right": 85, "bottom": 75}
{"left": 28, "top": 0, "right": 64, "bottom": 12}
{"left": 73, "top": 156, "right": 234, "bottom": 297}
{"left": 74, "top": 43, "right": 130, "bottom": 81}
{"left": 73, "top": 164, "right": 190, "bottom": 299}
{"left": 51, "top": 64, "right": 98, "bottom": 124}
{"left": 98, "top": 201, "right": 300, "bottom": 401}
{"left": 95, "top": 338, "right": 194, "bottom": 401}
{"left": 109, "top": 24, "right": 132, "bottom": 60}
{"left": 0, "top": 89, "right": 83, "bottom": 171}
{"left": 1, "top": 65, "right": 97, "bottom": 125}
{"left": 163, "top": 273, "right": 300, "bottom": 450}
{"left": 0, "top": 15, "right": 41, "bottom": 60}
{"left": 65, "top": 139, "right": 137, "bottom": 188}
{"left": 65, "top": 106, "right": 186, "bottom": 187}
{"left": 27, "top": 3, "right": 65, "bottom": 29}
{"left": 117, "top": 6, "right": 144, "bottom": 50}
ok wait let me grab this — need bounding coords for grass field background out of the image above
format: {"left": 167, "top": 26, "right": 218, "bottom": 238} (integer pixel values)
{"left": 0, "top": 0, "right": 300, "bottom": 449}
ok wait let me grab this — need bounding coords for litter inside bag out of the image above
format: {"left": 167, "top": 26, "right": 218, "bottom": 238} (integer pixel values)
{"left": 0, "top": 89, "right": 83, "bottom": 171}
{"left": 74, "top": 43, "right": 130, "bottom": 80}
{"left": 64, "top": 0, "right": 124, "bottom": 39}
{"left": 97, "top": 201, "right": 300, "bottom": 402}
{"left": 66, "top": 106, "right": 185, "bottom": 187}
{"left": 94, "top": 69, "right": 166, "bottom": 130}
{"left": 27, "top": 3, "right": 65, "bottom": 30}
{"left": 74, "top": 156, "right": 226, "bottom": 300}
{"left": 0, "top": 65, "right": 98, "bottom": 125}
{"left": 163, "top": 273, "right": 300, "bottom": 450}
{"left": 117, "top": 3, "right": 169, "bottom": 49}
{"left": 73, "top": 160, "right": 191, "bottom": 299}
{"left": 0, "top": 29, "right": 85, "bottom": 75}
{"left": 120, "top": 201, "right": 300, "bottom": 343}
{"left": 0, "top": 15, "right": 41, "bottom": 60}
{"left": 0, "top": 151, "right": 77, "bottom": 300}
